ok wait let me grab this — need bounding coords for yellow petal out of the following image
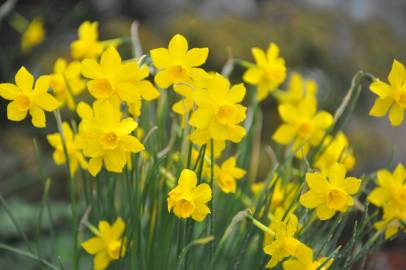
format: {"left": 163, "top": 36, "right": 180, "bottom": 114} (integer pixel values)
{"left": 116, "top": 118, "right": 138, "bottom": 135}
{"left": 100, "top": 47, "right": 121, "bottom": 74}
{"left": 15, "top": 66, "right": 34, "bottom": 91}
{"left": 104, "top": 149, "right": 126, "bottom": 173}
{"left": 316, "top": 205, "right": 335, "bottom": 220}
{"left": 278, "top": 104, "right": 299, "bottom": 124}
{"left": 393, "top": 163, "right": 406, "bottom": 185}
{"left": 168, "top": 34, "right": 188, "bottom": 58}
{"left": 189, "top": 108, "right": 212, "bottom": 129}
{"left": 298, "top": 97, "right": 317, "bottom": 118}
{"left": 136, "top": 81, "right": 160, "bottom": 100}
{"left": 81, "top": 59, "right": 102, "bottom": 79}
{"left": 120, "top": 135, "right": 144, "bottom": 153}
{"left": 150, "top": 48, "right": 172, "bottom": 69}
{"left": 306, "top": 172, "right": 329, "bottom": 190}
{"left": 81, "top": 237, "right": 105, "bottom": 254}
{"left": 115, "top": 82, "right": 139, "bottom": 103}
{"left": 33, "top": 75, "right": 50, "bottom": 94}
{"left": 192, "top": 183, "right": 212, "bottom": 204}
{"left": 313, "top": 111, "right": 333, "bottom": 129}
{"left": 7, "top": 101, "right": 28, "bottom": 121}
{"left": 266, "top": 43, "right": 280, "bottom": 61}
{"left": 367, "top": 188, "right": 387, "bottom": 206}
{"left": 29, "top": 106, "right": 46, "bottom": 128}
{"left": 369, "top": 80, "right": 392, "bottom": 99}
{"left": 389, "top": 103, "right": 404, "bottom": 126}
{"left": 251, "top": 48, "right": 267, "bottom": 66}
{"left": 77, "top": 102, "right": 93, "bottom": 119}
{"left": 243, "top": 67, "right": 262, "bottom": 84}
{"left": 227, "top": 125, "right": 246, "bottom": 143}
{"left": 111, "top": 217, "right": 125, "bottom": 239}
{"left": 369, "top": 97, "right": 393, "bottom": 117}
{"left": 342, "top": 177, "right": 361, "bottom": 195}
{"left": 0, "top": 83, "right": 20, "bottom": 100}
{"left": 185, "top": 48, "right": 208, "bottom": 67}
{"left": 154, "top": 70, "right": 171, "bottom": 88}
{"left": 388, "top": 59, "right": 406, "bottom": 89}
{"left": 34, "top": 93, "right": 60, "bottom": 111}
{"left": 88, "top": 157, "right": 103, "bottom": 176}
{"left": 227, "top": 83, "right": 246, "bottom": 103}
{"left": 192, "top": 204, "right": 211, "bottom": 222}
{"left": 300, "top": 190, "right": 324, "bottom": 208}
{"left": 94, "top": 251, "right": 111, "bottom": 270}
{"left": 178, "top": 169, "right": 197, "bottom": 191}
{"left": 272, "top": 124, "right": 296, "bottom": 145}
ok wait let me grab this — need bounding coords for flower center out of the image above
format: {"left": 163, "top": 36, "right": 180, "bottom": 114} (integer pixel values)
{"left": 326, "top": 189, "right": 347, "bottom": 210}
{"left": 107, "top": 240, "right": 121, "bottom": 259}
{"left": 297, "top": 121, "right": 314, "bottom": 138}
{"left": 91, "top": 78, "right": 114, "bottom": 98}
{"left": 15, "top": 94, "right": 32, "bottom": 111}
{"left": 394, "top": 187, "right": 406, "bottom": 206}
{"left": 168, "top": 65, "right": 188, "bottom": 83}
{"left": 175, "top": 198, "right": 195, "bottom": 218}
{"left": 395, "top": 90, "right": 406, "bottom": 107}
{"left": 216, "top": 105, "right": 236, "bottom": 125}
{"left": 264, "top": 64, "right": 286, "bottom": 83}
{"left": 218, "top": 173, "right": 236, "bottom": 193}
{"left": 100, "top": 132, "right": 119, "bottom": 149}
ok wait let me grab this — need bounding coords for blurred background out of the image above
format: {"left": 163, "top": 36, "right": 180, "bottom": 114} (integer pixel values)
{"left": 0, "top": 0, "right": 405, "bottom": 269}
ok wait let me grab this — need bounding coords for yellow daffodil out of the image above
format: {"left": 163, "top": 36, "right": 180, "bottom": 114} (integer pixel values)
{"left": 81, "top": 217, "right": 126, "bottom": 270}
{"left": 243, "top": 43, "right": 286, "bottom": 101}
{"left": 283, "top": 244, "right": 333, "bottom": 270}
{"left": 167, "top": 169, "right": 212, "bottom": 221}
{"left": 47, "top": 122, "right": 87, "bottom": 174}
{"left": 367, "top": 163, "right": 406, "bottom": 239}
{"left": 314, "top": 132, "right": 356, "bottom": 174}
{"left": 77, "top": 100, "right": 144, "bottom": 176}
{"left": 189, "top": 74, "right": 247, "bottom": 144}
{"left": 369, "top": 59, "right": 406, "bottom": 126}
{"left": 276, "top": 72, "right": 317, "bottom": 106}
{"left": 150, "top": 34, "right": 208, "bottom": 88}
{"left": 21, "top": 17, "right": 45, "bottom": 53}
{"left": 0, "top": 67, "right": 60, "bottom": 128}
{"left": 300, "top": 163, "right": 361, "bottom": 220}
{"left": 50, "top": 58, "right": 85, "bottom": 110}
{"left": 272, "top": 97, "right": 333, "bottom": 158}
{"left": 215, "top": 157, "right": 246, "bottom": 193}
{"left": 264, "top": 214, "right": 305, "bottom": 268}
{"left": 71, "top": 21, "right": 104, "bottom": 60}
{"left": 81, "top": 47, "right": 159, "bottom": 108}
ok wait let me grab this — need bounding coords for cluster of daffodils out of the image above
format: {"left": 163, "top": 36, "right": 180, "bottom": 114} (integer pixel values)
{"left": 1, "top": 20, "right": 405, "bottom": 270}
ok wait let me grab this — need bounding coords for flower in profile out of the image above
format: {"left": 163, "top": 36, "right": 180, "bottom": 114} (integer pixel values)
{"left": 275, "top": 72, "right": 317, "bottom": 106}
{"left": 21, "top": 17, "right": 45, "bottom": 53}
{"left": 71, "top": 21, "right": 104, "bottom": 60}
{"left": 300, "top": 163, "right": 361, "bottom": 220}
{"left": 77, "top": 100, "right": 144, "bottom": 176}
{"left": 47, "top": 122, "right": 87, "bottom": 174}
{"left": 283, "top": 244, "right": 333, "bottom": 270}
{"left": 167, "top": 169, "right": 212, "bottom": 221}
{"left": 243, "top": 43, "right": 286, "bottom": 101}
{"left": 272, "top": 97, "right": 333, "bottom": 158}
{"left": 314, "top": 132, "right": 356, "bottom": 174}
{"left": 189, "top": 74, "right": 247, "bottom": 144}
{"left": 81, "top": 47, "right": 159, "bottom": 107}
{"left": 215, "top": 157, "right": 246, "bottom": 193}
{"left": 81, "top": 217, "right": 126, "bottom": 270}
{"left": 0, "top": 67, "right": 60, "bottom": 128}
{"left": 367, "top": 163, "right": 406, "bottom": 239}
{"left": 264, "top": 214, "right": 305, "bottom": 268}
{"left": 150, "top": 34, "right": 209, "bottom": 88}
{"left": 50, "top": 58, "right": 86, "bottom": 110}
{"left": 369, "top": 59, "right": 406, "bottom": 126}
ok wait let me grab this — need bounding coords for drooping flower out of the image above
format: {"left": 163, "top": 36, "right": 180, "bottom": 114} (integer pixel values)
{"left": 243, "top": 43, "right": 287, "bottom": 101}
{"left": 367, "top": 163, "right": 406, "bottom": 239}
{"left": 81, "top": 47, "right": 159, "bottom": 108}
{"left": 47, "top": 122, "right": 87, "bottom": 174}
{"left": 71, "top": 21, "right": 104, "bottom": 60}
{"left": 369, "top": 59, "right": 406, "bottom": 126}
{"left": 215, "top": 157, "right": 246, "bottom": 193}
{"left": 150, "top": 34, "right": 209, "bottom": 89}
{"left": 81, "top": 217, "right": 126, "bottom": 270}
{"left": 21, "top": 17, "right": 45, "bottom": 53}
{"left": 275, "top": 72, "right": 317, "bottom": 106}
{"left": 50, "top": 58, "right": 86, "bottom": 110}
{"left": 264, "top": 214, "right": 305, "bottom": 268}
{"left": 76, "top": 100, "right": 144, "bottom": 176}
{"left": 314, "top": 132, "right": 356, "bottom": 174}
{"left": 272, "top": 97, "right": 333, "bottom": 158}
{"left": 300, "top": 163, "right": 361, "bottom": 220}
{"left": 189, "top": 74, "right": 247, "bottom": 144}
{"left": 0, "top": 66, "right": 60, "bottom": 128}
{"left": 283, "top": 244, "right": 333, "bottom": 270}
{"left": 167, "top": 169, "right": 212, "bottom": 221}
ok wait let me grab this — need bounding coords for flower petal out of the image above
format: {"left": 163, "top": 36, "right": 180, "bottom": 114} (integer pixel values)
{"left": 120, "top": 135, "right": 144, "bottom": 153}
{"left": 150, "top": 48, "right": 172, "bottom": 69}
{"left": 81, "top": 237, "right": 105, "bottom": 254}
{"left": 117, "top": 118, "right": 138, "bottom": 135}
{"left": 388, "top": 59, "right": 406, "bottom": 89}
{"left": 155, "top": 70, "right": 171, "bottom": 89}
{"left": 313, "top": 111, "right": 333, "bottom": 129}
{"left": 369, "top": 97, "right": 393, "bottom": 117}
{"left": 81, "top": 59, "right": 102, "bottom": 79}
{"left": 327, "top": 163, "right": 347, "bottom": 186}
{"left": 34, "top": 75, "right": 50, "bottom": 94}
{"left": 15, "top": 66, "right": 34, "bottom": 91}
{"left": 88, "top": 157, "right": 103, "bottom": 176}
{"left": 178, "top": 169, "right": 197, "bottom": 191}
{"left": 94, "top": 251, "right": 111, "bottom": 270}
{"left": 251, "top": 48, "right": 267, "bottom": 66}
{"left": 191, "top": 204, "right": 211, "bottom": 222}
{"left": 342, "top": 177, "right": 361, "bottom": 195}
{"left": 227, "top": 83, "right": 246, "bottom": 103}
{"left": 278, "top": 104, "right": 299, "bottom": 124}
{"left": 111, "top": 217, "right": 125, "bottom": 239}
{"left": 389, "top": 103, "right": 404, "bottom": 126}
{"left": 34, "top": 93, "right": 60, "bottom": 111}
{"left": 186, "top": 48, "right": 208, "bottom": 67}
{"left": 300, "top": 190, "right": 324, "bottom": 208}
{"left": 7, "top": 101, "right": 28, "bottom": 121}
{"left": 243, "top": 67, "right": 262, "bottom": 84}
{"left": 100, "top": 47, "right": 121, "bottom": 74}
{"left": 192, "top": 183, "right": 212, "bottom": 204}
{"left": 136, "top": 80, "right": 160, "bottom": 100}
{"left": 316, "top": 204, "right": 336, "bottom": 220}
{"left": 272, "top": 124, "right": 296, "bottom": 145}
{"left": 0, "top": 83, "right": 20, "bottom": 100}
{"left": 29, "top": 106, "right": 46, "bottom": 128}
{"left": 168, "top": 34, "right": 188, "bottom": 58}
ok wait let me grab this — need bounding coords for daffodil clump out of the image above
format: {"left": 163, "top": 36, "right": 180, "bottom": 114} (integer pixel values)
{"left": 1, "top": 20, "right": 405, "bottom": 270}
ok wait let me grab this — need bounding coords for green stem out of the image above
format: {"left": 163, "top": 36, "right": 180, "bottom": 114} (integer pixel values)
{"left": 209, "top": 139, "right": 215, "bottom": 263}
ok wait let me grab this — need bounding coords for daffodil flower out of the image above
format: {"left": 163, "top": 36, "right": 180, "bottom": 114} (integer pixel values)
{"left": 71, "top": 21, "right": 104, "bottom": 60}
{"left": 21, "top": 17, "right": 45, "bottom": 53}
{"left": 282, "top": 244, "right": 333, "bottom": 270}
{"left": 215, "top": 157, "right": 246, "bottom": 193}
{"left": 0, "top": 66, "right": 60, "bottom": 128}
